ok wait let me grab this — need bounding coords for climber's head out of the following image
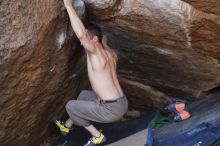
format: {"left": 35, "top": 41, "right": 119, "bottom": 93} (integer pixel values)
{"left": 87, "top": 22, "right": 118, "bottom": 61}
{"left": 87, "top": 23, "right": 103, "bottom": 43}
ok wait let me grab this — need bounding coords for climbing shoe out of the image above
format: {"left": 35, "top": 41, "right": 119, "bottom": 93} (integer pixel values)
{"left": 84, "top": 132, "right": 107, "bottom": 146}
{"left": 165, "top": 101, "right": 191, "bottom": 122}
{"left": 166, "top": 102, "right": 185, "bottom": 113}
{"left": 53, "top": 117, "right": 70, "bottom": 136}
{"left": 174, "top": 110, "right": 191, "bottom": 122}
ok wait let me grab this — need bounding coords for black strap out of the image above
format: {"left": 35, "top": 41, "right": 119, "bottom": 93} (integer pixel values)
{"left": 99, "top": 96, "right": 126, "bottom": 103}
{"left": 101, "top": 99, "right": 117, "bottom": 103}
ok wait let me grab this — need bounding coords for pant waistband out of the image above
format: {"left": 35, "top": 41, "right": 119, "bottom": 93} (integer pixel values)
{"left": 99, "top": 96, "right": 126, "bottom": 103}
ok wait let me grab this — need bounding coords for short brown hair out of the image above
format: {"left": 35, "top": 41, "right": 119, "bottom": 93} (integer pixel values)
{"left": 87, "top": 23, "right": 103, "bottom": 42}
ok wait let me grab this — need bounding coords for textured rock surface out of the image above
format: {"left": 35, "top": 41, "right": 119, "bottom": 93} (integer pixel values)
{"left": 1, "top": 0, "right": 220, "bottom": 146}
{"left": 120, "top": 78, "right": 172, "bottom": 111}
{"left": 85, "top": 0, "right": 220, "bottom": 99}
{"left": 0, "top": 1, "right": 86, "bottom": 146}
{"left": 183, "top": 0, "right": 220, "bottom": 15}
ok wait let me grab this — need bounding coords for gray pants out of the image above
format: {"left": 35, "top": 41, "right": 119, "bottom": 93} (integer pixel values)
{"left": 65, "top": 90, "right": 128, "bottom": 127}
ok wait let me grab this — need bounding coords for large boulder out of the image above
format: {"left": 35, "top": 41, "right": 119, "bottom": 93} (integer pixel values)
{"left": 84, "top": 0, "right": 220, "bottom": 99}
{"left": 1, "top": 0, "right": 220, "bottom": 145}
{"left": 0, "top": 0, "right": 86, "bottom": 146}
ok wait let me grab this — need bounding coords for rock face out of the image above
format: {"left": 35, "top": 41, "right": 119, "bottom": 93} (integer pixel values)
{"left": 1, "top": 0, "right": 220, "bottom": 146}
{"left": 85, "top": 0, "right": 220, "bottom": 99}
{"left": 0, "top": 1, "right": 86, "bottom": 146}
{"left": 183, "top": 0, "right": 220, "bottom": 15}
{"left": 120, "top": 78, "right": 172, "bottom": 111}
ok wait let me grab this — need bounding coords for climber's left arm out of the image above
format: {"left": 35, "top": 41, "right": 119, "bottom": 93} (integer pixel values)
{"left": 64, "top": 0, "right": 86, "bottom": 39}
{"left": 64, "top": 0, "right": 96, "bottom": 53}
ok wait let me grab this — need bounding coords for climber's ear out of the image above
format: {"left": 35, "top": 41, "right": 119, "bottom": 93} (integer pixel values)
{"left": 91, "top": 36, "right": 98, "bottom": 42}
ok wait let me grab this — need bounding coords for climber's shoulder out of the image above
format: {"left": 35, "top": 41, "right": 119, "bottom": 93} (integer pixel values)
{"left": 79, "top": 30, "right": 97, "bottom": 54}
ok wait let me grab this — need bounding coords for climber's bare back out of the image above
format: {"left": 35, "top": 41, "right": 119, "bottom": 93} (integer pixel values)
{"left": 63, "top": 0, "right": 124, "bottom": 100}
{"left": 87, "top": 45, "right": 124, "bottom": 100}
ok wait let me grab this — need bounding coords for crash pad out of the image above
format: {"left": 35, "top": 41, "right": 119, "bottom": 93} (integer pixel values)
{"left": 154, "top": 91, "right": 220, "bottom": 145}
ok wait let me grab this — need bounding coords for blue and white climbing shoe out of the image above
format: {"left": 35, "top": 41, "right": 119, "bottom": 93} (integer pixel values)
{"left": 84, "top": 132, "right": 107, "bottom": 146}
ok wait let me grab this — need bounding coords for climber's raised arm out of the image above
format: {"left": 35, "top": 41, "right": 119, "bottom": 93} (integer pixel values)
{"left": 64, "top": 0, "right": 96, "bottom": 53}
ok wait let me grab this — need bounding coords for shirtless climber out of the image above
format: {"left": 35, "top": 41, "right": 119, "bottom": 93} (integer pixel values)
{"left": 53, "top": 0, "right": 128, "bottom": 145}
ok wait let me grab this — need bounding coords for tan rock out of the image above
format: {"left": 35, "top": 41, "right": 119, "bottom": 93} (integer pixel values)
{"left": 120, "top": 78, "right": 172, "bottom": 111}
{"left": 1, "top": 0, "right": 220, "bottom": 145}
{"left": 0, "top": 1, "right": 86, "bottom": 146}
{"left": 85, "top": 0, "right": 220, "bottom": 99}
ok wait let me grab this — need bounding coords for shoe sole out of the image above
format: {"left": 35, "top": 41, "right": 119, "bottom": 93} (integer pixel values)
{"left": 97, "top": 137, "right": 107, "bottom": 145}
{"left": 61, "top": 131, "right": 69, "bottom": 136}
{"left": 85, "top": 137, "right": 107, "bottom": 146}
